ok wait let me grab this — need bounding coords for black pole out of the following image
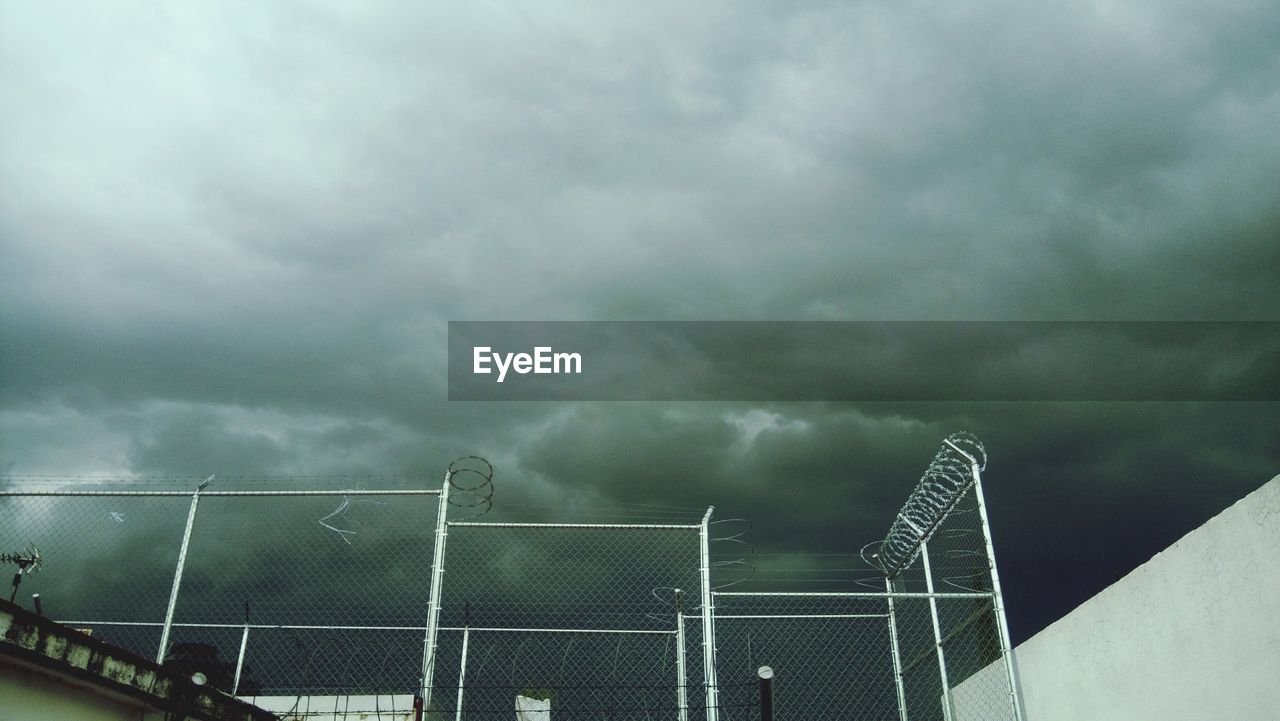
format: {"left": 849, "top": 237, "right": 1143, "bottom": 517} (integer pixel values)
{"left": 758, "top": 666, "right": 774, "bottom": 721}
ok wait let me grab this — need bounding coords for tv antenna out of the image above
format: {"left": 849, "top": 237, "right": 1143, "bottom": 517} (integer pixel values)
{"left": 3, "top": 543, "right": 42, "bottom": 602}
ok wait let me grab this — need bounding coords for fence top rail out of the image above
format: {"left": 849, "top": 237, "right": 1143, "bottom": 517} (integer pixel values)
{"left": 716, "top": 613, "right": 889, "bottom": 619}
{"left": 438, "top": 626, "right": 676, "bottom": 635}
{"left": 446, "top": 521, "right": 700, "bottom": 530}
{"left": 714, "top": 591, "right": 995, "bottom": 599}
{"left": 0, "top": 489, "right": 442, "bottom": 497}
{"left": 56, "top": 620, "right": 430, "bottom": 631}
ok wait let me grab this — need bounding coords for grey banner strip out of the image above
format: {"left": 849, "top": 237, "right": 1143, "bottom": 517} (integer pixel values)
{"left": 448, "top": 321, "right": 1279, "bottom": 401}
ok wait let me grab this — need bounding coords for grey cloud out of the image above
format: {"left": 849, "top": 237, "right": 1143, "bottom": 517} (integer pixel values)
{"left": 128, "top": 407, "right": 291, "bottom": 475}
{"left": 2, "top": 0, "right": 1279, "bottom": 648}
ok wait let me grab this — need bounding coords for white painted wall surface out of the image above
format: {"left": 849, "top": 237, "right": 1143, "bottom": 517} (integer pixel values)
{"left": 243, "top": 694, "right": 416, "bottom": 720}
{"left": 955, "top": 474, "right": 1280, "bottom": 721}
{"left": 0, "top": 659, "right": 163, "bottom": 721}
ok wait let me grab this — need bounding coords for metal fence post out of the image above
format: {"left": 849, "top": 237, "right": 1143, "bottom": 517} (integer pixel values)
{"left": 952, "top": 444, "right": 1026, "bottom": 721}
{"left": 232, "top": 601, "right": 250, "bottom": 695}
{"left": 675, "top": 589, "right": 689, "bottom": 721}
{"left": 699, "top": 506, "right": 720, "bottom": 721}
{"left": 454, "top": 624, "right": 471, "bottom": 721}
{"left": 921, "top": 541, "right": 954, "bottom": 720}
{"left": 156, "top": 475, "right": 211, "bottom": 664}
{"left": 757, "top": 666, "right": 774, "bottom": 721}
{"left": 885, "top": 577, "right": 910, "bottom": 721}
{"left": 421, "top": 470, "right": 452, "bottom": 709}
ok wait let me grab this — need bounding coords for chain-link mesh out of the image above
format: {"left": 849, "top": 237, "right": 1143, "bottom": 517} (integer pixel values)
{"left": 429, "top": 628, "right": 692, "bottom": 720}
{"left": 430, "top": 523, "right": 713, "bottom": 719}
{"left": 682, "top": 612, "right": 723, "bottom": 721}
{"left": 937, "top": 595, "right": 1015, "bottom": 721}
{"left": 926, "top": 486, "right": 1017, "bottom": 721}
{"left": 923, "top": 487, "right": 994, "bottom": 596}
{"left": 175, "top": 493, "right": 438, "bottom": 626}
{"left": 0, "top": 492, "right": 190, "bottom": 657}
{"left": 714, "top": 593, "right": 899, "bottom": 721}
{"left": 886, "top": 586, "right": 945, "bottom": 720}
{"left": 875, "top": 482, "right": 1017, "bottom": 721}
{"left": 0, "top": 494, "right": 190, "bottom": 620}
{"left": 235, "top": 626, "right": 427, "bottom": 695}
{"left": 2, "top": 434, "right": 1021, "bottom": 720}
{"left": 0, "top": 485, "right": 442, "bottom": 696}
{"left": 438, "top": 524, "right": 703, "bottom": 630}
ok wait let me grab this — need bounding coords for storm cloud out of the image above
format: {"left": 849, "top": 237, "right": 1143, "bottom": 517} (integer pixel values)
{"left": 2, "top": 0, "right": 1279, "bottom": 650}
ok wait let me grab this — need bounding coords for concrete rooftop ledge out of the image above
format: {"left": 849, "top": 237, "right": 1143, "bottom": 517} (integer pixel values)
{"left": 0, "top": 598, "right": 277, "bottom": 721}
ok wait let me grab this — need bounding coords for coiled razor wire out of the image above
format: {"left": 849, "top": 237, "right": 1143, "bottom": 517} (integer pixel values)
{"left": 447, "top": 456, "right": 495, "bottom": 520}
{"left": 872, "top": 432, "right": 986, "bottom": 579}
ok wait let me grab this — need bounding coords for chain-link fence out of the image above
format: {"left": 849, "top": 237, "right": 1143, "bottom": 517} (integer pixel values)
{"left": 865, "top": 433, "right": 1023, "bottom": 721}
{"left": 429, "top": 627, "right": 688, "bottom": 720}
{"left": 2, "top": 434, "right": 1023, "bottom": 719}
{"left": 423, "top": 519, "right": 719, "bottom": 720}
{"left": 0, "top": 482, "right": 443, "bottom": 696}
{"left": 713, "top": 592, "right": 898, "bottom": 720}
{"left": 703, "top": 433, "right": 1023, "bottom": 721}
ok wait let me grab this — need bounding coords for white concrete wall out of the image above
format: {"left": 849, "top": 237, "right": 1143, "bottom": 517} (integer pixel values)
{"left": 0, "top": 660, "right": 164, "bottom": 721}
{"left": 243, "top": 694, "right": 416, "bottom": 720}
{"left": 956, "top": 474, "right": 1280, "bottom": 721}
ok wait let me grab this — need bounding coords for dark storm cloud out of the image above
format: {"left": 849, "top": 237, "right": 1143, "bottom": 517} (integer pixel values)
{"left": 2, "top": 0, "right": 1279, "bottom": 648}
{"left": 127, "top": 407, "right": 291, "bottom": 474}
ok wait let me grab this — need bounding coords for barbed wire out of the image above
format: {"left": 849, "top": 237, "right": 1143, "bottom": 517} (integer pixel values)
{"left": 446, "top": 456, "right": 495, "bottom": 521}
{"left": 428, "top": 681, "right": 759, "bottom": 691}
{"left": 871, "top": 432, "right": 986, "bottom": 579}
{"left": 270, "top": 701, "right": 758, "bottom": 717}
{"left": 0, "top": 474, "right": 444, "bottom": 483}
{"left": 710, "top": 518, "right": 755, "bottom": 591}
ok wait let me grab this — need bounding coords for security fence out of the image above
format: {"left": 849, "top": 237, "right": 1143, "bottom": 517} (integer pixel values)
{"left": 418, "top": 501, "right": 724, "bottom": 720}
{"left": 2, "top": 434, "right": 1023, "bottom": 720}
{"left": 713, "top": 592, "right": 898, "bottom": 719}
{"left": 0, "top": 483, "right": 443, "bottom": 695}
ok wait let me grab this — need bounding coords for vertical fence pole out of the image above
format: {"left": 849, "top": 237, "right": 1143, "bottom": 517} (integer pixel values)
{"left": 757, "top": 666, "right": 774, "bottom": 721}
{"left": 885, "top": 577, "right": 910, "bottom": 721}
{"left": 675, "top": 590, "right": 689, "bottom": 721}
{"left": 921, "top": 542, "right": 954, "bottom": 720}
{"left": 961, "top": 452, "right": 1026, "bottom": 721}
{"left": 233, "top": 601, "right": 250, "bottom": 695}
{"left": 421, "top": 471, "right": 452, "bottom": 709}
{"left": 232, "top": 627, "right": 249, "bottom": 695}
{"left": 454, "top": 625, "right": 470, "bottom": 721}
{"left": 699, "top": 507, "right": 720, "bottom": 721}
{"left": 156, "top": 475, "right": 211, "bottom": 664}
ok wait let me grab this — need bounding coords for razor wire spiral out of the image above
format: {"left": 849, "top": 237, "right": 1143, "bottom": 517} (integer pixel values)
{"left": 871, "top": 432, "right": 987, "bottom": 579}
{"left": 446, "top": 455, "right": 495, "bottom": 520}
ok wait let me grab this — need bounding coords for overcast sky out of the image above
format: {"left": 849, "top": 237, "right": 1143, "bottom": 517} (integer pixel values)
{"left": 2, "top": 1, "right": 1278, "bottom": 647}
